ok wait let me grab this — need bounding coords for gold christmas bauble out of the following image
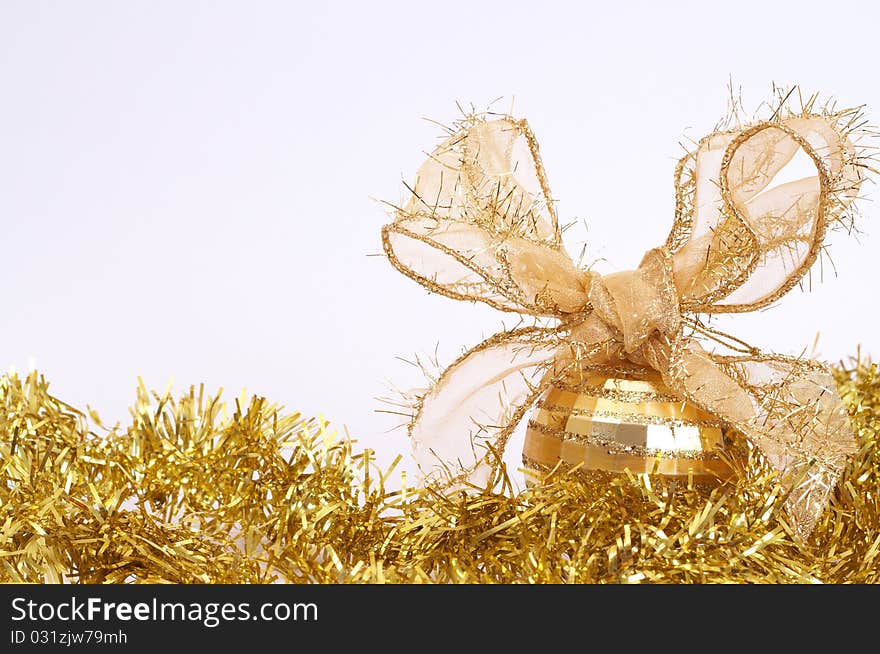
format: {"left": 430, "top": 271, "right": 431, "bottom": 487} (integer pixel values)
{"left": 523, "top": 367, "right": 734, "bottom": 484}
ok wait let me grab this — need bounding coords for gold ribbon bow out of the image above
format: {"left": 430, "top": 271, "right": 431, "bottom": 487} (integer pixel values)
{"left": 382, "top": 99, "right": 867, "bottom": 538}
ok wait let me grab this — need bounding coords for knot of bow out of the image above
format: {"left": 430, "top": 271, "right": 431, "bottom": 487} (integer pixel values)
{"left": 382, "top": 105, "right": 866, "bottom": 538}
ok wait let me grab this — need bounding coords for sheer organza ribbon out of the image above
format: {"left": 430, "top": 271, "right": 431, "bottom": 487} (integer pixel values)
{"left": 382, "top": 105, "right": 866, "bottom": 537}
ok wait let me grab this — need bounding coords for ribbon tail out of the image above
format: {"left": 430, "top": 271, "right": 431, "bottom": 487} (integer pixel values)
{"left": 712, "top": 354, "right": 856, "bottom": 539}
{"left": 649, "top": 338, "right": 856, "bottom": 539}
{"left": 410, "top": 325, "right": 569, "bottom": 488}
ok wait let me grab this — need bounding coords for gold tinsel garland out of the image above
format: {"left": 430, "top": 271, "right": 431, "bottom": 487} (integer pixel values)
{"left": 1, "top": 360, "right": 878, "bottom": 584}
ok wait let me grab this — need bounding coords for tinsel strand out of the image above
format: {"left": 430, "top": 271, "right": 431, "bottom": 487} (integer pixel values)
{"left": 1, "top": 359, "right": 878, "bottom": 583}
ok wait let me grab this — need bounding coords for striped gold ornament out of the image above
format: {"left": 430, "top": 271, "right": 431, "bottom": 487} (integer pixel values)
{"left": 523, "top": 366, "right": 735, "bottom": 483}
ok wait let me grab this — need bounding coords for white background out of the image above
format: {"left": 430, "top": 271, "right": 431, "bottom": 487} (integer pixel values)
{"left": 2, "top": 1, "right": 877, "bottom": 482}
